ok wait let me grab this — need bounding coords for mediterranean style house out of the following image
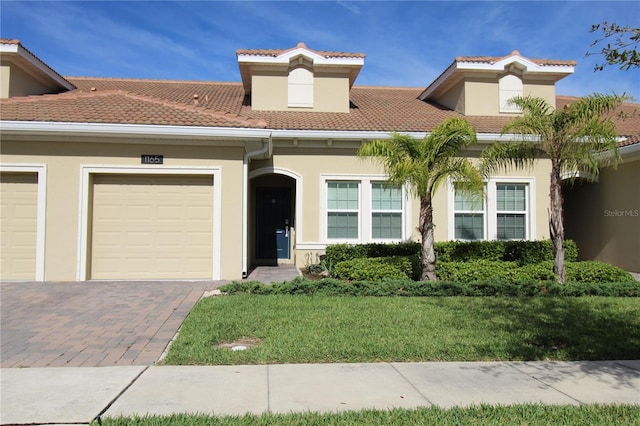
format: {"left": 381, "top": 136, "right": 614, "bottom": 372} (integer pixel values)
{"left": 1, "top": 39, "right": 638, "bottom": 281}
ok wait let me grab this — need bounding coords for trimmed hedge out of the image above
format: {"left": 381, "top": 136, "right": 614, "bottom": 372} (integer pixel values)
{"left": 333, "top": 256, "right": 414, "bottom": 281}
{"left": 324, "top": 240, "right": 578, "bottom": 266}
{"left": 219, "top": 277, "right": 640, "bottom": 297}
{"left": 436, "top": 260, "right": 635, "bottom": 284}
{"left": 325, "top": 242, "right": 420, "bottom": 264}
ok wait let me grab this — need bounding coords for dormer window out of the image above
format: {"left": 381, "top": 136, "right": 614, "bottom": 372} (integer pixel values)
{"left": 288, "top": 66, "right": 314, "bottom": 108}
{"left": 237, "top": 43, "right": 364, "bottom": 112}
{"left": 499, "top": 74, "right": 523, "bottom": 113}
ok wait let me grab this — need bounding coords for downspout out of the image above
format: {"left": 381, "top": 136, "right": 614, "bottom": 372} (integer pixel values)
{"left": 242, "top": 133, "right": 273, "bottom": 278}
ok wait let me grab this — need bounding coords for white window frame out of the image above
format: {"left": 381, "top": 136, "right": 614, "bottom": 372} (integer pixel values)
{"left": 370, "top": 181, "right": 404, "bottom": 240}
{"left": 326, "top": 180, "right": 361, "bottom": 242}
{"left": 495, "top": 182, "right": 529, "bottom": 240}
{"left": 320, "top": 175, "right": 411, "bottom": 244}
{"left": 452, "top": 183, "right": 486, "bottom": 241}
{"left": 448, "top": 177, "right": 535, "bottom": 241}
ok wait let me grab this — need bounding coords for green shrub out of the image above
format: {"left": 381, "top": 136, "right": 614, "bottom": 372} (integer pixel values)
{"left": 324, "top": 240, "right": 578, "bottom": 270}
{"left": 334, "top": 256, "right": 412, "bottom": 281}
{"left": 566, "top": 261, "right": 635, "bottom": 283}
{"left": 435, "top": 241, "right": 504, "bottom": 262}
{"left": 219, "top": 277, "right": 640, "bottom": 297}
{"left": 436, "top": 260, "right": 521, "bottom": 282}
{"left": 325, "top": 242, "right": 420, "bottom": 265}
{"left": 436, "top": 260, "right": 634, "bottom": 284}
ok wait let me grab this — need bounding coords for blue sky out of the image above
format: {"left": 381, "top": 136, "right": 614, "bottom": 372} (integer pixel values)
{"left": 2, "top": 1, "right": 639, "bottom": 100}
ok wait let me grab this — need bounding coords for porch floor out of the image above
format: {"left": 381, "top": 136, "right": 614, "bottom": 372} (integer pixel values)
{"left": 245, "top": 264, "right": 301, "bottom": 283}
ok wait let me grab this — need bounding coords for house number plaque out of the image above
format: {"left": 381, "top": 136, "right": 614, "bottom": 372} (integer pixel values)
{"left": 141, "top": 155, "right": 164, "bottom": 164}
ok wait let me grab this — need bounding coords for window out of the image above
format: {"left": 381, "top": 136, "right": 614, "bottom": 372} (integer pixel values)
{"left": 288, "top": 67, "right": 313, "bottom": 108}
{"left": 499, "top": 74, "right": 523, "bottom": 113}
{"left": 323, "top": 177, "right": 408, "bottom": 242}
{"left": 496, "top": 183, "right": 527, "bottom": 240}
{"left": 454, "top": 185, "right": 484, "bottom": 240}
{"left": 371, "top": 182, "right": 402, "bottom": 239}
{"left": 327, "top": 181, "right": 359, "bottom": 239}
{"left": 449, "top": 179, "right": 533, "bottom": 241}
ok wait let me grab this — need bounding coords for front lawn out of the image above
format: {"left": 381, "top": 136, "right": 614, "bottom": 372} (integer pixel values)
{"left": 162, "top": 295, "right": 640, "bottom": 365}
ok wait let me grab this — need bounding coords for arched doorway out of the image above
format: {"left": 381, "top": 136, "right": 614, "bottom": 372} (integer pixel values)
{"left": 249, "top": 169, "right": 298, "bottom": 266}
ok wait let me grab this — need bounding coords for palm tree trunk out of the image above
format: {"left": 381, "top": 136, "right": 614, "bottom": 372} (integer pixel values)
{"left": 419, "top": 197, "right": 438, "bottom": 281}
{"left": 549, "top": 162, "right": 566, "bottom": 283}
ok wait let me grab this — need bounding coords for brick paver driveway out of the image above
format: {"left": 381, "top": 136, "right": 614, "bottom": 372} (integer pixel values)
{"left": 1, "top": 281, "right": 222, "bottom": 367}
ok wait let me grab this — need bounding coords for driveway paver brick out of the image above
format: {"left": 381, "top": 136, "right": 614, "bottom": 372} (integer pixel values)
{"left": 1, "top": 281, "right": 222, "bottom": 368}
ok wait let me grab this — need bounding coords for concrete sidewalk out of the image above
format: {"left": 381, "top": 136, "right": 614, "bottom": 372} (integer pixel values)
{"left": 1, "top": 360, "right": 639, "bottom": 425}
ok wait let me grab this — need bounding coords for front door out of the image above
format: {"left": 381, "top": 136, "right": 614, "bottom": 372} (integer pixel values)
{"left": 256, "top": 188, "right": 290, "bottom": 262}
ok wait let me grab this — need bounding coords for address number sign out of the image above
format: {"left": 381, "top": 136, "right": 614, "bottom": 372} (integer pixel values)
{"left": 141, "top": 155, "right": 164, "bottom": 164}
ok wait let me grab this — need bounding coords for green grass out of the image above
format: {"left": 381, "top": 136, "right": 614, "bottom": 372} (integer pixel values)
{"left": 162, "top": 295, "right": 640, "bottom": 365}
{"left": 99, "top": 405, "right": 640, "bottom": 425}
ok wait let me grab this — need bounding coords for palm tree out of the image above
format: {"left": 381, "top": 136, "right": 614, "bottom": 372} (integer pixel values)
{"left": 358, "top": 117, "right": 483, "bottom": 281}
{"left": 481, "top": 94, "right": 628, "bottom": 283}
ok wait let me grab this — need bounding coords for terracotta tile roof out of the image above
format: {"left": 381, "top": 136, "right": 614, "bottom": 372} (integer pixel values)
{"left": 0, "top": 87, "right": 265, "bottom": 128}
{"left": 456, "top": 50, "right": 577, "bottom": 67}
{"left": 1, "top": 77, "right": 637, "bottom": 147}
{"left": 236, "top": 42, "right": 365, "bottom": 59}
{"left": 556, "top": 95, "right": 640, "bottom": 147}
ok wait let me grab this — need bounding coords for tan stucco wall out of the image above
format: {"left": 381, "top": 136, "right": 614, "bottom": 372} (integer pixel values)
{"left": 564, "top": 160, "right": 640, "bottom": 272}
{"left": 460, "top": 76, "right": 558, "bottom": 116}
{"left": 252, "top": 148, "right": 552, "bottom": 269}
{"left": 464, "top": 77, "right": 499, "bottom": 116}
{"left": 0, "top": 62, "right": 59, "bottom": 98}
{"left": 432, "top": 158, "right": 553, "bottom": 242}
{"left": 0, "top": 140, "right": 245, "bottom": 281}
{"left": 315, "top": 71, "right": 350, "bottom": 113}
{"left": 1, "top": 65, "right": 10, "bottom": 98}
{"left": 1, "top": 136, "right": 557, "bottom": 278}
{"left": 251, "top": 69, "right": 289, "bottom": 111}
{"left": 523, "top": 78, "right": 556, "bottom": 108}
{"left": 250, "top": 148, "right": 422, "bottom": 268}
{"left": 251, "top": 68, "right": 350, "bottom": 112}
{"left": 432, "top": 80, "right": 464, "bottom": 113}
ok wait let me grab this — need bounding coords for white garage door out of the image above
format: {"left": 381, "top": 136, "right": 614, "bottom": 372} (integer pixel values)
{"left": 90, "top": 174, "right": 214, "bottom": 280}
{"left": 0, "top": 172, "right": 38, "bottom": 280}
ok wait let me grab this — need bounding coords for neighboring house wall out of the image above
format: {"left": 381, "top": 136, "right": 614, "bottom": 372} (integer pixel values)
{"left": 1, "top": 139, "right": 245, "bottom": 281}
{"left": 564, "top": 160, "right": 640, "bottom": 272}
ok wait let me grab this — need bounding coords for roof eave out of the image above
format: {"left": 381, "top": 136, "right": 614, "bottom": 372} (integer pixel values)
{"left": 0, "top": 42, "right": 76, "bottom": 91}
{"left": 419, "top": 56, "right": 575, "bottom": 101}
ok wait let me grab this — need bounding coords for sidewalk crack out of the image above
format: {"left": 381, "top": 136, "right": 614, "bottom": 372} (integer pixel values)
{"left": 93, "top": 365, "right": 149, "bottom": 424}
{"left": 506, "top": 362, "right": 584, "bottom": 405}
{"left": 388, "top": 363, "right": 434, "bottom": 406}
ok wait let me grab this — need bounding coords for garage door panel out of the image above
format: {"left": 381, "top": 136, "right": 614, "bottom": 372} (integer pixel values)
{"left": 0, "top": 172, "right": 38, "bottom": 280}
{"left": 91, "top": 174, "right": 214, "bottom": 280}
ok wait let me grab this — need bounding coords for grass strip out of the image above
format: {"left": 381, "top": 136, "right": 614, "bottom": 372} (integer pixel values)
{"left": 100, "top": 404, "right": 640, "bottom": 425}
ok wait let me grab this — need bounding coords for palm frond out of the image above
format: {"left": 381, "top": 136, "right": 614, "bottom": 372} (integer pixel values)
{"left": 480, "top": 142, "right": 542, "bottom": 177}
